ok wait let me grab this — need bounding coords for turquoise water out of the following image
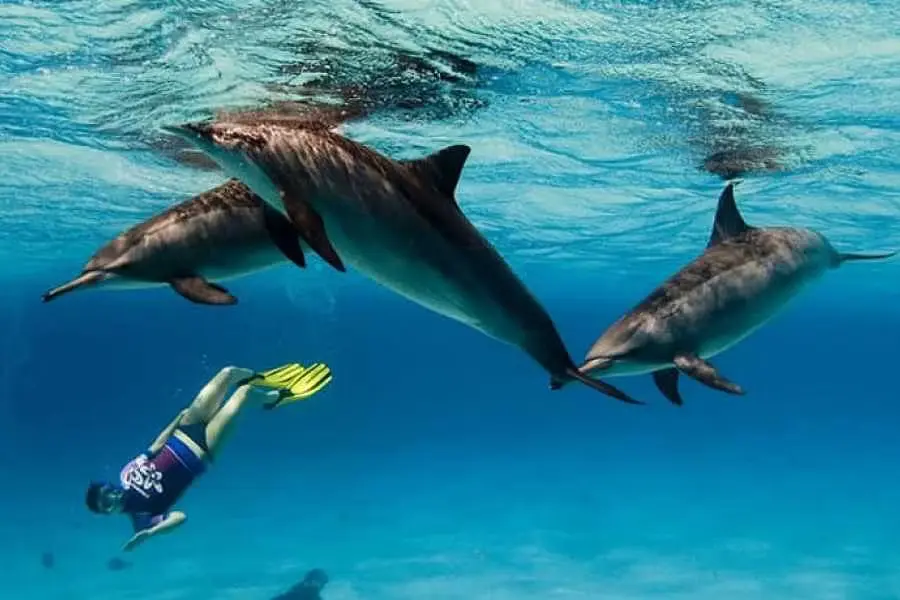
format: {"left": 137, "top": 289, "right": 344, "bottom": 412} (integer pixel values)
{"left": 2, "top": 1, "right": 900, "bottom": 598}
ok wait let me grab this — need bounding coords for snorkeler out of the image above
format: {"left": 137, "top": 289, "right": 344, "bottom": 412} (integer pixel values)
{"left": 84, "top": 362, "right": 333, "bottom": 552}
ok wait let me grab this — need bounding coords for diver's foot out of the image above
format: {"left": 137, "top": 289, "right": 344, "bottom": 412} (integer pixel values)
{"left": 258, "top": 389, "right": 282, "bottom": 405}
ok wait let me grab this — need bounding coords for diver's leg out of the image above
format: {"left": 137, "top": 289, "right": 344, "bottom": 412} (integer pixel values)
{"left": 181, "top": 366, "right": 256, "bottom": 426}
{"left": 202, "top": 384, "right": 267, "bottom": 455}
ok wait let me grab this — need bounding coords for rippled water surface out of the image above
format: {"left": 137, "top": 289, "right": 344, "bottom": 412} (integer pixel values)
{"left": 3, "top": 0, "right": 899, "bottom": 276}
{"left": 2, "top": 1, "right": 900, "bottom": 599}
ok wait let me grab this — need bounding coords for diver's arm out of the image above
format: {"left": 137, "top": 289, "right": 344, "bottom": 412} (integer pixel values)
{"left": 146, "top": 409, "right": 189, "bottom": 456}
{"left": 122, "top": 511, "right": 187, "bottom": 552}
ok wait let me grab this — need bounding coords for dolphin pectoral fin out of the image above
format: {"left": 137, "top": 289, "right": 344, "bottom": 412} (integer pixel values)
{"left": 672, "top": 353, "right": 744, "bottom": 395}
{"left": 652, "top": 368, "right": 683, "bottom": 406}
{"left": 279, "top": 189, "right": 346, "bottom": 273}
{"left": 170, "top": 276, "right": 237, "bottom": 305}
{"left": 41, "top": 271, "right": 108, "bottom": 302}
{"left": 562, "top": 367, "right": 645, "bottom": 405}
{"left": 838, "top": 251, "right": 897, "bottom": 263}
{"left": 261, "top": 204, "right": 306, "bottom": 269}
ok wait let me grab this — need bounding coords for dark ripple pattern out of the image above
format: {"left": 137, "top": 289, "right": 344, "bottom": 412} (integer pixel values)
{"left": 0, "top": 0, "right": 898, "bottom": 277}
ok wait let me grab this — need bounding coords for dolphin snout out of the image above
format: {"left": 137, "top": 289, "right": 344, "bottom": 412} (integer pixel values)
{"left": 579, "top": 355, "right": 614, "bottom": 376}
{"left": 41, "top": 270, "right": 111, "bottom": 303}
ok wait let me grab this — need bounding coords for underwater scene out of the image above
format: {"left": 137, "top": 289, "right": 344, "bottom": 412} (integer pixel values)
{"left": 2, "top": 0, "right": 899, "bottom": 598}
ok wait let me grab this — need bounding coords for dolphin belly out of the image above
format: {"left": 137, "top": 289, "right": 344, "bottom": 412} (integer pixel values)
{"left": 598, "top": 359, "right": 673, "bottom": 378}
{"left": 195, "top": 243, "right": 287, "bottom": 280}
{"left": 101, "top": 240, "right": 286, "bottom": 289}
{"left": 312, "top": 192, "right": 528, "bottom": 347}
{"left": 87, "top": 274, "right": 165, "bottom": 291}
{"left": 693, "top": 264, "right": 828, "bottom": 358}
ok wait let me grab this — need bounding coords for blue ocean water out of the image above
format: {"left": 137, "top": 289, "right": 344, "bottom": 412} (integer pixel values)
{"left": 2, "top": 1, "right": 900, "bottom": 598}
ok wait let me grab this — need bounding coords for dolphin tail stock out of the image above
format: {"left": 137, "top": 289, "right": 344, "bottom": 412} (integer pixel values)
{"left": 41, "top": 271, "right": 108, "bottom": 303}
{"left": 551, "top": 367, "right": 645, "bottom": 405}
{"left": 838, "top": 251, "right": 897, "bottom": 264}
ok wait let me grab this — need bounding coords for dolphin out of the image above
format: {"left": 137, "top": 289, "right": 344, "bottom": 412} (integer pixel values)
{"left": 572, "top": 182, "right": 896, "bottom": 405}
{"left": 42, "top": 179, "right": 307, "bottom": 305}
{"left": 271, "top": 568, "right": 329, "bottom": 600}
{"left": 161, "top": 110, "right": 641, "bottom": 404}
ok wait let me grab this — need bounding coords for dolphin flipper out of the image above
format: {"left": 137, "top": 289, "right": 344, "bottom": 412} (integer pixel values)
{"left": 170, "top": 276, "right": 237, "bottom": 305}
{"left": 261, "top": 204, "right": 307, "bottom": 269}
{"left": 279, "top": 188, "right": 346, "bottom": 273}
{"left": 673, "top": 353, "right": 744, "bottom": 395}
{"left": 652, "top": 368, "right": 684, "bottom": 406}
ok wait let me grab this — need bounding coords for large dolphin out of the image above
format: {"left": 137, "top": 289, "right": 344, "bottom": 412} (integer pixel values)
{"left": 42, "top": 179, "right": 307, "bottom": 305}
{"left": 162, "top": 110, "right": 640, "bottom": 404}
{"left": 571, "top": 182, "right": 895, "bottom": 405}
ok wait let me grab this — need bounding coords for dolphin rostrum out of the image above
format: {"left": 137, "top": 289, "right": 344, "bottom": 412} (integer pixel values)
{"left": 42, "top": 179, "right": 307, "bottom": 305}
{"left": 162, "top": 110, "right": 641, "bottom": 404}
{"left": 573, "top": 182, "right": 895, "bottom": 405}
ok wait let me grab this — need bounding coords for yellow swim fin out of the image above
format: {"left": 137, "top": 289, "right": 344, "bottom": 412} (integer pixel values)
{"left": 263, "top": 362, "right": 333, "bottom": 410}
{"left": 248, "top": 363, "right": 306, "bottom": 389}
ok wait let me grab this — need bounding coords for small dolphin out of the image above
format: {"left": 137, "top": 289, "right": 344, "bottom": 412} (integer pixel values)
{"left": 42, "top": 179, "right": 307, "bottom": 305}
{"left": 575, "top": 182, "right": 895, "bottom": 405}
{"left": 106, "top": 557, "right": 132, "bottom": 571}
{"left": 162, "top": 110, "right": 640, "bottom": 404}
{"left": 271, "top": 568, "right": 329, "bottom": 600}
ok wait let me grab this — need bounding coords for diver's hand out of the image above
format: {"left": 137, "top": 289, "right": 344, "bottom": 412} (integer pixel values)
{"left": 122, "top": 511, "right": 186, "bottom": 552}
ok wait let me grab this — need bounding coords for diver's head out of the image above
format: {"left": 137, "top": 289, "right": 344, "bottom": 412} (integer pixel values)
{"left": 85, "top": 481, "right": 125, "bottom": 515}
{"left": 301, "top": 568, "right": 329, "bottom": 590}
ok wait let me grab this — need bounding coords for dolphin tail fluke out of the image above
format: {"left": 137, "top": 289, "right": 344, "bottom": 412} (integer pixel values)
{"left": 838, "top": 251, "right": 897, "bottom": 264}
{"left": 555, "top": 367, "right": 645, "bottom": 405}
{"left": 41, "top": 271, "right": 107, "bottom": 303}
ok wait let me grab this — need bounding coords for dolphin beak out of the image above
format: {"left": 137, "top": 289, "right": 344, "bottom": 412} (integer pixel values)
{"left": 579, "top": 355, "right": 612, "bottom": 375}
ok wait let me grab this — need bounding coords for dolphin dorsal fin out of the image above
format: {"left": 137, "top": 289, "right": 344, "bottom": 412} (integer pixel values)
{"left": 403, "top": 144, "right": 472, "bottom": 200}
{"left": 707, "top": 182, "right": 753, "bottom": 248}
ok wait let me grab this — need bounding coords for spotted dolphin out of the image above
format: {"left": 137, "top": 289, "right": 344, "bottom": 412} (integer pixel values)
{"left": 42, "top": 179, "right": 307, "bottom": 305}
{"left": 162, "top": 110, "right": 640, "bottom": 404}
{"left": 573, "top": 182, "right": 896, "bottom": 405}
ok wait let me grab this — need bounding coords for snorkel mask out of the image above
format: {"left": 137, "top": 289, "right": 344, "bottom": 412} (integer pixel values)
{"left": 87, "top": 481, "right": 124, "bottom": 514}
